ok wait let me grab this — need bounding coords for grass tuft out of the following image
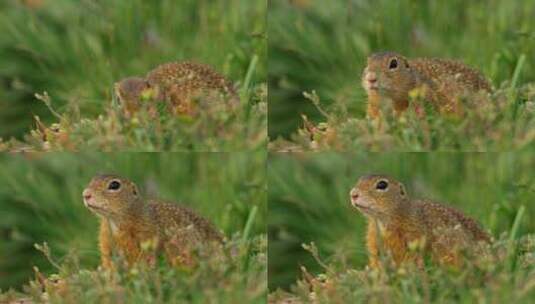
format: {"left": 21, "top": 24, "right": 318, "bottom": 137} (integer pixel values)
{"left": 269, "top": 235, "right": 535, "bottom": 303}
{"left": 1, "top": 234, "right": 267, "bottom": 304}
{"left": 269, "top": 84, "right": 535, "bottom": 151}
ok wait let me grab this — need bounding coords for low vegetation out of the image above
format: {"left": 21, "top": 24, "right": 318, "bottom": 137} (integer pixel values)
{"left": 269, "top": 234, "right": 535, "bottom": 303}
{"left": 1, "top": 82, "right": 266, "bottom": 152}
{"left": 1, "top": 235, "right": 267, "bottom": 304}
{"left": 270, "top": 83, "right": 535, "bottom": 151}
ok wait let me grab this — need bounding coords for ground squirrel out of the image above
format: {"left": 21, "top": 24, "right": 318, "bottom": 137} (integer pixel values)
{"left": 362, "top": 52, "right": 492, "bottom": 118}
{"left": 82, "top": 174, "right": 223, "bottom": 269}
{"left": 114, "top": 61, "right": 238, "bottom": 118}
{"left": 350, "top": 175, "right": 491, "bottom": 268}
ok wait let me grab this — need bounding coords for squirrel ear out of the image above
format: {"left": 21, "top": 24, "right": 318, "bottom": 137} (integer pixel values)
{"left": 400, "top": 184, "right": 406, "bottom": 196}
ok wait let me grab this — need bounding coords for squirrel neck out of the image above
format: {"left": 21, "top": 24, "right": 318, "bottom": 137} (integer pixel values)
{"left": 407, "top": 70, "right": 421, "bottom": 91}
{"left": 115, "top": 198, "right": 148, "bottom": 227}
{"left": 409, "top": 69, "right": 435, "bottom": 92}
{"left": 380, "top": 197, "right": 416, "bottom": 227}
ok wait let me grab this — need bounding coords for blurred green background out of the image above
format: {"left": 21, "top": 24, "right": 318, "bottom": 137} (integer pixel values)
{"left": 0, "top": 0, "right": 266, "bottom": 139}
{"left": 268, "top": 152, "right": 535, "bottom": 290}
{"left": 268, "top": 0, "right": 535, "bottom": 139}
{"left": 0, "top": 152, "right": 266, "bottom": 290}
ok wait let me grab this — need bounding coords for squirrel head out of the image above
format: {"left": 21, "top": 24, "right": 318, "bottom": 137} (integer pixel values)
{"left": 114, "top": 77, "right": 153, "bottom": 117}
{"left": 362, "top": 52, "right": 415, "bottom": 102}
{"left": 82, "top": 174, "right": 142, "bottom": 220}
{"left": 350, "top": 175, "right": 409, "bottom": 220}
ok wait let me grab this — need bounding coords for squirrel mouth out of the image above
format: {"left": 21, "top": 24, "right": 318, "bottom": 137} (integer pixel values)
{"left": 85, "top": 203, "right": 112, "bottom": 218}
{"left": 85, "top": 202, "right": 103, "bottom": 210}
{"left": 350, "top": 198, "right": 365, "bottom": 208}
{"left": 84, "top": 200, "right": 106, "bottom": 212}
{"left": 352, "top": 202, "right": 369, "bottom": 210}
{"left": 352, "top": 203, "right": 376, "bottom": 217}
{"left": 367, "top": 84, "right": 379, "bottom": 91}
{"left": 364, "top": 83, "right": 379, "bottom": 91}
{"left": 350, "top": 198, "right": 373, "bottom": 212}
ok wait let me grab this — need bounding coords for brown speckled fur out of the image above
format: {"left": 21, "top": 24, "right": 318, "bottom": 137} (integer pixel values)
{"left": 114, "top": 61, "right": 238, "bottom": 117}
{"left": 362, "top": 52, "right": 492, "bottom": 118}
{"left": 83, "top": 174, "right": 223, "bottom": 270}
{"left": 350, "top": 175, "right": 491, "bottom": 268}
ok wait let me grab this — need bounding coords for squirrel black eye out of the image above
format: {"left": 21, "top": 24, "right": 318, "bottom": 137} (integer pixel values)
{"left": 376, "top": 180, "right": 389, "bottom": 190}
{"left": 389, "top": 58, "right": 398, "bottom": 69}
{"left": 108, "top": 180, "right": 121, "bottom": 191}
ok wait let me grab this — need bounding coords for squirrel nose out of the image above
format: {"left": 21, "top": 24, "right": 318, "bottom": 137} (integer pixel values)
{"left": 366, "top": 72, "right": 377, "bottom": 83}
{"left": 350, "top": 188, "right": 359, "bottom": 200}
{"left": 83, "top": 189, "right": 92, "bottom": 200}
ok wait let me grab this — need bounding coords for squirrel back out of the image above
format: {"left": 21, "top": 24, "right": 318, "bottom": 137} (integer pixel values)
{"left": 114, "top": 61, "right": 238, "bottom": 117}
{"left": 146, "top": 200, "right": 224, "bottom": 244}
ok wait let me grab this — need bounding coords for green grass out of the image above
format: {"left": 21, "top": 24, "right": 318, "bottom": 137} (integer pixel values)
{"left": 0, "top": 0, "right": 266, "bottom": 151}
{"left": 267, "top": 152, "right": 535, "bottom": 301}
{"left": 0, "top": 83, "right": 267, "bottom": 151}
{"left": 0, "top": 152, "right": 267, "bottom": 299}
{"left": 269, "top": 234, "right": 534, "bottom": 303}
{"left": 269, "top": 85, "right": 535, "bottom": 151}
{"left": 0, "top": 235, "right": 267, "bottom": 304}
{"left": 268, "top": 0, "right": 535, "bottom": 151}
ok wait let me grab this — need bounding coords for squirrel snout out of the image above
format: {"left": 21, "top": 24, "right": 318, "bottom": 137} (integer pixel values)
{"left": 365, "top": 72, "right": 377, "bottom": 83}
{"left": 82, "top": 189, "right": 92, "bottom": 200}
{"left": 350, "top": 188, "right": 359, "bottom": 200}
